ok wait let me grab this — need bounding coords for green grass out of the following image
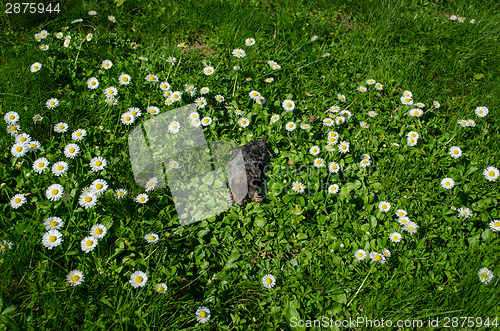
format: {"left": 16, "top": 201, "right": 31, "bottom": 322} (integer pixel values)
{"left": 0, "top": 0, "right": 499, "bottom": 329}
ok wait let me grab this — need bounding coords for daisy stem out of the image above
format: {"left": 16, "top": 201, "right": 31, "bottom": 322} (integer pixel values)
{"left": 347, "top": 264, "right": 374, "bottom": 307}
{"left": 232, "top": 74, "right": 238, "bottom": 97}
{"left": 73, "top": 38, "right": 85, "bottom": 70}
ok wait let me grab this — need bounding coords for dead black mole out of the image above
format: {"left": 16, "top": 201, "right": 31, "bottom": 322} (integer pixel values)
{"left": 228, "top": 135, "right": 273, "bottom": 206}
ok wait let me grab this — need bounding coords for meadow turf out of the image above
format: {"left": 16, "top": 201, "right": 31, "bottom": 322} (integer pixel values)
{"left": 0, "top": 0, "right": 499, "bottom": 329}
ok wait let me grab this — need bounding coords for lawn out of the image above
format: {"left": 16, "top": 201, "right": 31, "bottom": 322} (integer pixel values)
{"left": 0, "top": 0, "right": 499, "bottom": 329}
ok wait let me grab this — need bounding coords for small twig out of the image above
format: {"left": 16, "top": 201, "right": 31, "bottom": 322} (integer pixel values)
{"left": 347, "top": 265, "right": 373, "bottom": 307}
{"left": 343, "top": 96, "right": 358, "bottom": 111}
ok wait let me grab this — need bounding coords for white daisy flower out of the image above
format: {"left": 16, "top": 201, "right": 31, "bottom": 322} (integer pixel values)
{"left": 325, "top": 144, "right": 335, "bottom": 152}
{"left": 300, "top": 124, "right": 310, "bottom": 130}
{"left": 203, "top": 66, "right": 215, "bottom": 76}
{"left": 54, "top": 122, "right": 69, "bottom": 133}
{"left": 282, "top": 100, "right": 295, "bottom": 112}
{"left": 145, "top": 177, "right": 158, "bottom": 192}
{"left": 407, "top": 137, "right": 418, "bottom": 147}
{"left": 46, "top": 184, "right": 64, "bottom": 201}
{"left": 90, "top": 224, "right": 107, "bottom": 239}
{"left": 215, "top": 95, "right": 224, "bottom": 103}
{"left": 145, "top": 75, "right": 159, "bottom": 83}
{"left": 91, "top": 179, "right": 108, "bottom": 196}
{"left": 177, "top": 42, "right": 187, "bottom": 48}
{"left": 390, "top": 233, "right": 402, "bottom": 244}
{"left": 249, "top": 90, "right": 261, "bottom": 100}
{"left": 44, "top": 216, "right": 64, "bottom": 230}
{"left": 11, "top": 142, "right": 28, "bottom": 157}
{"left": 329, "top": 106, "right": 341, "bottom": 113}
{"left": 448, "top": 146, "right": 462, "bottom": 158}
{"left": 33, "top": 157, "right": 50, "bottom": 174}
{"left": 366, "top": 79, "right": 376, "bottom": 85}
{"left": 42, "top": 229, "right": 63, "bottom": 249}
{"left": 195, "top": 97, "right": 207, "bottom": 109}
{"left": 71, "top": 129, "right": 87, "bottom": 141}
{"left": 196, "top": 306, "right": 211, "bottom": 324}
{"left": 102, "top": 60, "right": 113, "bottom": 70}
{"left": 404, "top": 221, "right": 419, "bottom": 234}
{"left": 28, "top": 140, "right": 41, "bottom": 152}
{"left": 201, "top": 117, "right": 212, "bottom": 126}
{"left": 30, "top": 62, "right": 42, "bottom": 73}
{"left": 328, "top": 162, "right": 340, "bottom": 174}
{"left": 313, "top": 158, "right": 325, "bottom": 168}
{"left": 169, "top": 160, "right": 179, "bottom": 169}
{"left": 357, "top": 86, "right": 367, "bottom": 93}
{"left": 457, "top": 207, "right": 472, "bottom": 218}
{"left": 457, "top": 119, "right": 468, "bottom": 127}
{"left": 166, "top": 56, "right": 176, "bottom": 64}
{"left": 86, "top": 33, "right": 93, "bottom": 41}
{"left": 136, "top": 193, "right": 149, "bottom": 204}
{"left": 4, "top": 111, "right": 20, "bottom": 124}
{"left": 130, "top": 271, "right": 148, "bottom": 288}
{"left": 159, "top": 81, "right": 171, "bottom": 91}
{"left": 147, "top": 106, "right": 160, "bottom": 115}
{"left": 121, "top": 112, "right": 135, "bottom": 125}
{"left": 155, "top": 283, "right": 168, "bottom": 293}
{"left": 368, "top": 111, "right": 378, "bottom": 117}
{"left": 360, "top": 121, "right": 369, "bottom": 129}
{"left": 191, "top": 119, "right": 201, "bottom": 127}
{"left": 483, "top": 166, "right": 499, "bottom": 181}
{"left": 104, "top": 86, "right": 118, "bottom": 97}
{"left": 398, "top": 216, "right": 410, "bottom": 226}
{"left": 67, "top": 270, "right": 84, "bottom": 286}
{"left": 87, "top": 77, "right": 99, "bottom": 89}
{"left": 489, "top": 220, "right": 500, "bottom": 232}
{"left": 255, "top": 96, "right": 266, "bottom": 105}
{"left": 409, "top": 108, "right": 423, "bottom": 117}
{"left": 55, "top": 32, "right": 63, "bottom": 39}
{"left": 145, "top": 233, "right": 159, "bottom": 243}
{"left": 369, "top": 251, "right": 386, "bottom": 264}
{"left": 382, "top": 249, "right": 391, "bottom": 258}
{"left": 270, "top": 114, "right": 280, "bottom": 124}
{"left": 262, "top": 274, "right": 276, "bottom": 288}
{"left": 15, "top": 133, "right": 30, "bottom": 145}
{"left": 64, "top": 143, "right": 80, "bottom": 159}
{"left": 185, "top": 84, "right": 196, "bottom": 96}
{"left": 475, "top": 106, "right": 488, "bottom": 117}
{"left": 115, "top": 188, "right": 127, "bottom": 199}
{"left": 129, "top": 107, "right": 141, "bottom": 117}
{"left": 375, "top": 83, "right": 383, "bottom": 91}
{"left": 238, "top": 117, "right": 250, "bottom": 128}
{"left": 46, "top": 98, "right": 59, "bottom": 109}
{"left": 80, "top": 236, "right": 98, "bottom": 253}
{"left": 265, "top": 77, "right": 274, "bottom": 83}
{"left": 354, "top": 249, "right": 367, "bottom": 260}
{"left": 441, "top": 178, "right": 455, "bottom": 189}
{"left": 324, "top": 118, "right": 335, "bottom": 126}
{"left": 402, "top": 90, "right": 412, "bottom": 98}
{"left": 232, "top": 48, "right": 246, "bottom": 58}
{"left": 337, "top": 94, "right": 346, "bottom": 102}
{"left": 378, "top": 201, "right": 391, "bottom": 212}
{"left": 467, "top": 119, "right": 476, "bottom": 127}
{"left": 433, "top": 100, "right": 440, "bottom": 108}
{"left": 395, "top": 209, "right": 407, "bottom": 218}
{"left": 39, "top": 44, "right": 49, "bottom": 51}
{"left": 478, "top": 267, "right": 494, "bottom": 284}
{"left": 90, "top": 156, "right": 107, "bottom": 172}
{"left": 105, "top": 96, "right": 119, "bottom": 106}
{"left": 245, "top": 38, "right": 256, "bottom": 46}
{"left": 400, "top": 96, "right": 413, "bottom": 105}
{"left": 360, "top": 159, "right": 371, "bottom": 167}
{"left": 285, "top": 122, "right": 296, "bottom": 131}
{"left": 415, "top": 102, "right": 425, "bottom": 108}
{"left": 200, "top": 86, "right": 210, "bottom": 95}
{"left": 334, "top": 117, "right": 344, "bottom": 126}
{"left": 234, "top": 109, "right": 244, "bottom": 116}
{"left": 291, "top": 182, "right": 305, "bottom": 193}
{"left": 338, "top": 141, "right": 349, "bottom": 153}
{"left": 310, "top": 146, "right": 320, "bottom": 156}
{"left": 328, "top": 184, "right": 340, "bottom": 194}
{"left": 311, "top": 35, "right": 318, "bottom": 41}
{"left": 10, "top": 193, "right": 26, "bottom": 209}
{"left": 108, "top": 15, "right": 116, "bottom": 22}
{"left": 168, "top": 121, "right": 181, "bottom": 134}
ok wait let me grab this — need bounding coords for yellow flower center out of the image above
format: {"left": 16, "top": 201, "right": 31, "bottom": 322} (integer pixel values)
{"left": 332, "top": 165, "right": 337, "bottom": 169}
{"left": 71, "top": 275, "right": 80, "bottom": 282}
{"left": 357, "top": 253, "right": 363, "bottom": 257}
{"left": 95, "top": 228, "right": 103, "bottom": 235}
{"left": 50, "top": 221, "right": 57, "bottom": 226}
{"left": 382, "top": 204, "right": 387, "bottom": 209}
{"left": 453, "top": 150, "right": 458, "bottom": 154}
{"left": 393, "top": 236, "right": 398, "bottom": 240}
{"left": 86, "top": 240, "right": 93, "bottom": 247}
{"left": 401, "top": 219, "right": 407, "bottom": 223}
{"left": 445, "top": 181, "right": 450, "bottom": 186}
{"left": 91, "top": 81, "right": 96, "bottom": 86}
{"left": 50, "top": 101, "right": 55, "bottom": 106}
{"left": 96, "top": 184, "right": 103, "bottom": 190}
{"left": 95, "top": 161, "right": 102, "bottom": 167}
{"left": 200, "top": 311, "right": 207, "bottom": 318}
{"left": 494, "top": 222, "right": 500, "bottom": 227}
{"left": 51, "top": 189, "right": 59, "bottom": 195}
{"left": 135, "top": 276, "right": 143, "bottom": 283}
{"left": 16, "top": 146, "right": 22, "bottom": 152}
{"left": 287, "top": 103, "right": 291, "bottom": 107}
{"left": 342, "top": 146, "right": 346, "bottom": 150}
{"left": 105, "top": 63, "right": 110, "bottom": 67}
{"left": 49, "top": 236, "right": 57, "bottom": 242}
{"left": 157, "top": 286, "right": 164, "bottom": 292}
{"left": 172, "top": 125, "right": 177, "bottom": 129}
{"left": 375, "top": 255, "right": 381, "bottom": 261}
{"left": 69, "top": 148, "right": 75, "bottom": 153}
{"left": 34, "top": 66, "right": 39, "bottom": 70}
{"left": 149, "top": 236, "right": 155, "bottom": 240}
{"left": 84, "top": 197, "right": 92, "bottom": 204}
{"left": 241, "top": 120, "right": 246, "bottom": 125}
{"left": 295, "top": 185, "right": 300, "bottom": 190}
{"left": 140, "top": 197, "right": 145, "bottom": 201}
{"left": 266, "top": 278, "right": 272, "bottom": 284}
{"left": 489, "top": 171, "right": 495, "bottom": 177}
{"left": 408, "top": 226, "right": 414, "bottom": 230}
{"left": 15, "top": 198, "right": 21, "bottom": 204}
{"left": 118, "top": 191, "right": 123, "bottom": 195}
{"left": 207, "top": 69, "right": 211, "bottom": 73}
{"left": 125, "top": 116, "right": 131, "bottom": 121}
